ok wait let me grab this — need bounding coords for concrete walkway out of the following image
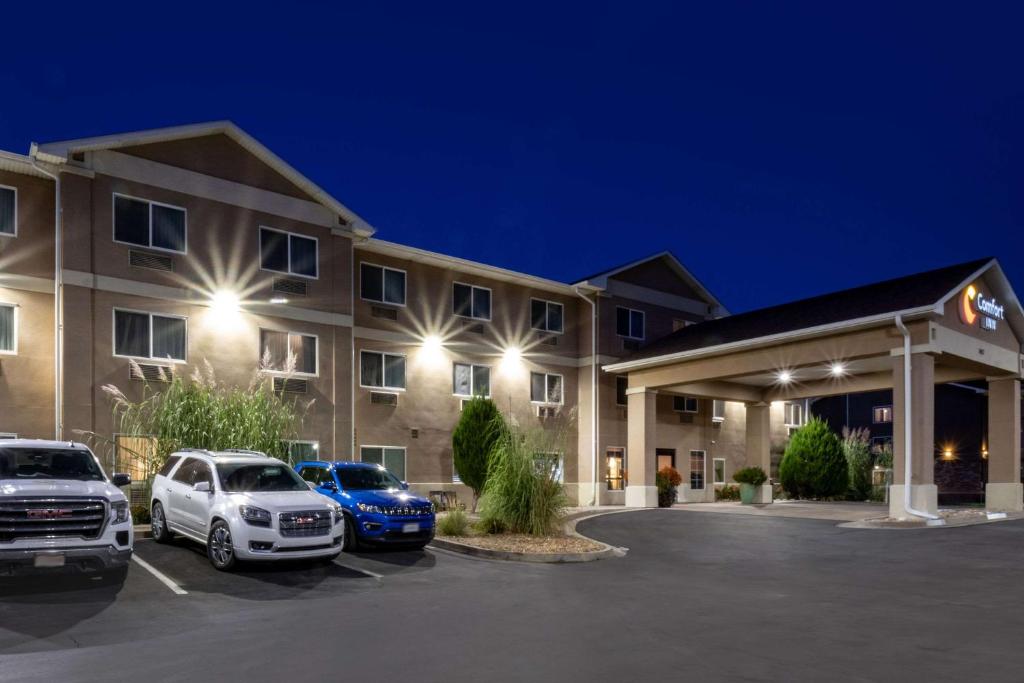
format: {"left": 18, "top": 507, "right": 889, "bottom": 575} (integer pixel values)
{"left": 669, "top": 500, "right": 887, "bottom": 522}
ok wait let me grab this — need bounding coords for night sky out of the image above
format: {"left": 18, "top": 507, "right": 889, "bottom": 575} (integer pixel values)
{"left": 2, "top": 2, "right": 1021, "bottom": 313}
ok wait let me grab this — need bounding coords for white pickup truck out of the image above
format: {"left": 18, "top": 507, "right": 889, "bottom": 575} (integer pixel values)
{"left": 0, "top": 440, "right": 134, "bottom": 579}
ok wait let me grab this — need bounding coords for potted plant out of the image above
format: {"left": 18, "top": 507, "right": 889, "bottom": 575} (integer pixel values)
{"left": 655, "top": 466, "right": 683, "bottom": 507}
{"left": 733, "top": 466, "right": 768, "bottom": 504}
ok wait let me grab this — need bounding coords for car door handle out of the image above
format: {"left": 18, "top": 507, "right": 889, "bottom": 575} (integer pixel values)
{"left": 166, "top": 488, "right": 172, "bottom": 493}
{"left": 185, "top": 493, "right": 191, "bottom": 500}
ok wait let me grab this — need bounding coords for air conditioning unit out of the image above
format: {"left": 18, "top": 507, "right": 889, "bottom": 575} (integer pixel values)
{"left": 129, "top": 250, "right": 174, "bottom": 272}
{"left": 536, "top": 405, "right": 559, "bottom": 419}
{"left": 272, "top": 278, "right": 307, "bottom": 297}
{"left": 371, "top": 305, "right": 398, "bottom": 321}
{"left": 130, "top": 363, "right": 174, "bottom": 383}
{"left": 538, "top": 334, "right": 558, "bottom": 346}
{"left": 273, "top": 377, "right": 308, "bottom": 394}
{"left": 370, "top": 391, "right": 399, "bottom": 406}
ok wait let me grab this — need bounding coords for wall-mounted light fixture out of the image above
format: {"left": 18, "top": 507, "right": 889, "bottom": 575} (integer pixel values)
{"left": 829, "top": 361, "right": 846, "bottom": 377}
{"left": 776, "top": 370, "right": 793, "bottom": 384}
{"left": 210, "top": 290, "right": 240, "bottom": 315}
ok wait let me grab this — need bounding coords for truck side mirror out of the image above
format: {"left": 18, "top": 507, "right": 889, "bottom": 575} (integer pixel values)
{"left": 112, "top": 473, "right": 131, "bottom": 487}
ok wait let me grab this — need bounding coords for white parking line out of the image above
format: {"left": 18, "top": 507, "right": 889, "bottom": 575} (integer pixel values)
{"left": 334, "top": 561, "right": 383, "bottom": 580}
{"left": 132, "top": 554, "right": 188, "bottom": 595}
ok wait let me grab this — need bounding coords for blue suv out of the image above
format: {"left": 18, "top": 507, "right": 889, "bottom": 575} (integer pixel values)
{"left": 295, "top": 461, "right": 435, "bottom": 551}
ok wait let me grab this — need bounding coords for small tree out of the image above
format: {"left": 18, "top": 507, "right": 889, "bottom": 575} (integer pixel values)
{"left": 779, "top": 417, "right": 847, "bottom": 499}
{"left": 842, "top": 426, "right": 873, "bottom": 501}
{"left": 452, "top": 396, "right": 503, "bottom": 512}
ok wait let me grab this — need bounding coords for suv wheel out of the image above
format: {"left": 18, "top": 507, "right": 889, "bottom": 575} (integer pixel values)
{"left": 151, "top": 502, "right": 172, "bottom": 544}
{"left": 342, "top": 513, "right": 360, "bottom": 552}
{"left": 207, "top": 520, "right": 237, "bottom": 571}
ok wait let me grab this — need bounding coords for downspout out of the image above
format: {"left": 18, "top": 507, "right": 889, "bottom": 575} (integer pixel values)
{"left": 575, "top": 288, "right": 598, "bottom": 506}
{"left": 350, "top": 237, "right": 357, "bottom": 461}
{"left": 894, "top": 314, "right": 941, "bottom": 523}
{"left": 31, "top": 160, "right": 62, "bottom": 441}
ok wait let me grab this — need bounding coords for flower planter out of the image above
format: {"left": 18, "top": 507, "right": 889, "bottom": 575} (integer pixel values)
{"left": 739, "top": 483, "right": 757, "bottom": 504}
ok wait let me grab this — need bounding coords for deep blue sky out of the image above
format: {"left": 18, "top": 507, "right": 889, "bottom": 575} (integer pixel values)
{"left": 2, "top": 2, "right": 1022, "bottom": 313}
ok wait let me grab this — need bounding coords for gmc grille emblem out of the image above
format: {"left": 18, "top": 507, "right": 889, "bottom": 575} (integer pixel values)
{"left": 296, "top": 516, "right": 316, "bottom": 525}
{"left": 26, "top": 508, "right": 72, "bottom": 519}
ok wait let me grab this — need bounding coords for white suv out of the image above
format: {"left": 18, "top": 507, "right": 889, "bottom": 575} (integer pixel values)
{"left": 0, "top": 440, "right": 133, "bottom": 579}
{"left": 150, "top": 449, "right": 344, "bottom": 571}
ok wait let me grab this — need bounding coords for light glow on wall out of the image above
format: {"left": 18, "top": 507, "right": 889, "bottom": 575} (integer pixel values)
{"left": 499, "top": 346, "right": 523, "bottom": 375}
{"left": 210, "top": 290, "right": 240, "bottom": 315}
{"left": 776, "top": 370, "right": 793, "bottom": 384}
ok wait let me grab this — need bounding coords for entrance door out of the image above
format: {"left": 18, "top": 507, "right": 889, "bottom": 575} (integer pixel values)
{"left": 656, "top": 448, "right": 676, "bottom": 472}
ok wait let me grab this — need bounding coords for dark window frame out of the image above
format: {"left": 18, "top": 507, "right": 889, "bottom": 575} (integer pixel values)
{"left": 259, "top": 226, "right": 319, "bottom": 279}
{"left": 453, "top": 282, "right": 492, "bottom": 321}
{"left": 112, "top": 193, "right": 188, "bottom": 254}
{"left": 113, "top": 308, "right": 188, "bottom": 363}
{"left": 359, "top": 350, "right": 407, "bottom": 390}
{"left": 530, "top": 298, "right": 564, "bottom": 334}
{"left": 360, "top": 262, "right": 407, "bottom": 306}
{"left": 615, "top": 306, "right": 645, "bottom": 340}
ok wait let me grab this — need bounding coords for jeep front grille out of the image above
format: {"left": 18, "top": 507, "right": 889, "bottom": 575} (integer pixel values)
{"left": 0, "top": 498, "right": 107, "bottom": 542}
{"left": 382, "top": 506, "right": 432, "bottom": 517}
{"left": 278, "top": 510, "right": 331, "bottom": 537}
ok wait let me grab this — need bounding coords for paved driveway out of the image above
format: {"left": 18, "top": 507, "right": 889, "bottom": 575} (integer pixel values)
{"left": 3, "top": 511, "right": 1024, "bottom": 682}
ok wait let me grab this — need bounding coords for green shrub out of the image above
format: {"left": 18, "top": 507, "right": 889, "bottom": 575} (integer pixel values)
{"left": 656, "top": 466, "right": 682, "bottom": 507}
{"left": 478, "top": 419, "right": 568, "bottom": 536}
{"left": 452, "top": 397, "right": 504, "bottom": 512}
{"left": 715, "top": 484, "right": 741, "bottom": 501}
{"left": 873, "top": 441, "right": 894, "bottom": 469}
{"left": 437, "top": 509, "right": 470, "bottom": 536}
{"left": 131, "top": 505, "right": 151, "bottom": 525}
{"left": 733, "top": 466, "right": 767, "bottom": 486}
{"left": 842, "top": 427, "right": 874, "bottom": 501}
{"left": 779, "top": 417, "right": 848, "bottom": 499}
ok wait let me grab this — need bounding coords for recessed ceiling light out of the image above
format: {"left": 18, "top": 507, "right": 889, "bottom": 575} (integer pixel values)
{"left": 830, "top": 362, "right": 846, "bottom": 377}
{"left": 777, "top": 370, "right": 793, "bottom": 384}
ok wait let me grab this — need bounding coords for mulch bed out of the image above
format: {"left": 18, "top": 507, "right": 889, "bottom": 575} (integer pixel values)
{"left": 435, "top": 532, "right": 602, "bottom": 554}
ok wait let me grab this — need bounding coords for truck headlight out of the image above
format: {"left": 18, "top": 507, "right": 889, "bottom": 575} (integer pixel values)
{"left": 331, "top": 505, "right": 344, "bottom": 525}
{"left": 356, "top": 502, "right": 383, "bottom": 514}
{"left": 239, "top": 505, "right": 272, "bottom": 527}
{"left": 110, "top": 501, "right": 129, "bottom": 525}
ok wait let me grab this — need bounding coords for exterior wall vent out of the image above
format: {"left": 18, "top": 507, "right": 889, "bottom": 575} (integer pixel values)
{"left": 273, "top": 377, "right": 308, "bottom": 394}
{"left": 273, "top": 278, "right": 307, "bottom": 297}
{"left": 370, "top": 391, "right": 399, "bottom": 406}
{"left": 410, "top": 428, "right": 419, "bottom": 439}
{"left": 371, "top": 306, "right": 398, "bottom": 321}
{"left": 536, "top": 405, "right": 558, "bottom": 419}
{"left": 130, "top": 363, "right": 173, "bottom": 383}
{"left": 129, "top": 250, "right": 174, "bottom": 272}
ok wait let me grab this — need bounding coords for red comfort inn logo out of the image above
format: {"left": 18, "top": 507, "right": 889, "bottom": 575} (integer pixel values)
{"left": 959, "top": 284, "right": 1005, "bottom": 331}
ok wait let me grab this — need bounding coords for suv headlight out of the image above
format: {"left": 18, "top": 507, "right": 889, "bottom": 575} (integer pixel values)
{"left": 356, "top": 502, "right": 383, "bottom": 514}
{"left": 239, "top": 505, "right": 272, "bottom": 527}
{"left": 110, "top": 501, "right": 129, "bottom": 525}
{"left": 331, "top": 505, "right": 344, "bottom": 525}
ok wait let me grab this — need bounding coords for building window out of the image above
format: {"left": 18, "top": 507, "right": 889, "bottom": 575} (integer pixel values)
{"left": 616, "top": 376, "right": 628, "bottom": 406}
{"left": 530, "top": 372, "right": 563, "bottom": 404}
{"left": 873, "top": 405, "right": 893, "bottom": 424}
{"left": 0, "top": 303, "right": 15, "bottom": 354}
{"left": 871, "top": 436, "right": 893, "bottom": 452}
{"left": 453, "top": 283, "right": 491, "bottom": 320}
{"left": 0, "top": 186, "right": 16, "bottom": 236}
{"left": 360, "top": 263, "right": 406, "bottom": 306}
{"left": 712, "top": 400, "right": 726, "bottom": 422}
{"left": 784, "top": 402, "right": 805, "bottom": 427}
{"left": 285, "top": 440, "right": 319, "bottom": 464}
{"left": 113, "top": 194, "right": 186, "bottom": 253}
{"left": 114, "top": 310, "right": 187, "bottom": 362}
{"left": 713, "top": 458, "right": 726, "bottom": 485}
{"left": 260, "top": 329, "right": 317, "bottom": 375}
{"left": 673, "top": 396, "right": 699, "bottom": 413}
{"left": 606, "top": 448, "right": 625, "bottom": 491}
{"left": 360, "top": 351, "right": 406, "bottom": 390}
{"left": 360, "top": 446, "right": 406, "bottom": 481}
{"left": 616, "top": 306, "right": 644, "bottom": 340}
{"left": 260, "top": 227, "right": 318, "bottom": 279}
{"left": 531, "top": 299, "right": 564, "bottom": 333}
{"left": 690, "top": 450, "right": 706, "bottom": 490}
{"left": 453, "top": 363, "right": 490, "bottom": 397}
{"left": 533, "top": 452, "right": 564, "bottom": 483}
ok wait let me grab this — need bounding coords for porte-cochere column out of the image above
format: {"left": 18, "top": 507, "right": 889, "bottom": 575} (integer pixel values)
{"left": 625, "top": 388, "right": 658, "bottom": 508}
{"left": 744, "top": 402, "right": 773, "bottom": 503}
{"left": 986, "top": 377, "right": 1023, "bottom": 512}
{"left": 891, "top": 352, "right": 938, "bottom": 518}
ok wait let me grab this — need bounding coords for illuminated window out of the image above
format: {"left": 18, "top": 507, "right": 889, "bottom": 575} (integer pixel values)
{"left": 616, "top": 306, "right": 645, "bottom": 339}
{"left": 360, "top": 446, "right": 406, "bottom": 481}
{"left": 712, "top": 400, "right": 726, "bottom": 422}
{"left": 606, "top": 448, "right": 625, "bottom": 491}
{"left": 260, "top": 227, "right": 318, "bottom": 278}
{"left": 360, "top": 351, "right": 406, "bottom": 390}
{"left": 453, "top": 363, "right": 490, "bottom": 397}
{"left": 690, "top": 450, "right": 706, "bottom": 490}
{"left": 361, "top": 263, "right": 406, "bottom": 305}
{"left": 873, "top": 406, "right": 893, "bottom": 424}
{"left": 616, "top": 376, "right": 628, "bottom": 406}
{"left": 0, "top": 304, "right": 15, "bottom": 354}
{"left": 260, "top": 329, "right": 317, "bottom": 375}
{"left": 0, "top": 186, "right": 16, "bottom": 236}
{"left": 673, "top": 396, "right": 699, "bottom": 413}
{"left": 453, "top": 283, "right": 491, "bottom": 320}
{"left": 713, "top": 458, "right": 725, "bottom": 484}
{"left": 113, "top": 194, "right": 186, "bottom": 253}
{"left": 530, "top": 372, "right": 563, "bottom": 404}
{"left": 531, "top": 299, "right": 564, "bottom": 333}
{"left": 784, "top": 402, "right": 805, "bottom": 427}
{"left": 114, "top": 309, "right": 186, "bottom": 362}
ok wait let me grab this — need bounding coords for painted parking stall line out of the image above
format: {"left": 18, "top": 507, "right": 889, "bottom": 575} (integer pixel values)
{"left": 333, "top": 560, "right": 384, "bottom": 580}
{"left": 132, "top": 554, "right": 188, "bottom": 595}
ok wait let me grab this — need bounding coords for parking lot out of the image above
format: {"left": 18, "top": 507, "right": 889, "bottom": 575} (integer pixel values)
{"left": 6, "top": 510, "right": 1024, "bottom": 682}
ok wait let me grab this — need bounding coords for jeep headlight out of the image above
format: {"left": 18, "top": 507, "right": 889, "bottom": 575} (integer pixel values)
{"left": 331, "top": 505, "right": 344, "bottom": 525}
{"left": 239, "top": 505, "right": 272, "bottom": 527}
{"left": 356, "top": 502, "right": 383, "bottom": 514}
{"left": 110, "top": 501, "right": 129, "bottom": 525}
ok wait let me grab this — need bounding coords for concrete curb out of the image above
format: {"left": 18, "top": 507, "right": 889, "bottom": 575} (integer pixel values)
{"left": 134, "top": 524, "right": 152, "bottom": 539}
{"left": 839, "top": 511, "right": 1024, "bottom": 530}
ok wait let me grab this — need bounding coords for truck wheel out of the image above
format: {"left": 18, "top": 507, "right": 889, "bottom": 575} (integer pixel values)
{"left": 151, "top": 502, "right": 172, "bottom": 544}
{"left": 342, "top": 514, "right": 360, "bottom": 552}
{"left": 207, "top": 520, "right": 237, "bottom": 571}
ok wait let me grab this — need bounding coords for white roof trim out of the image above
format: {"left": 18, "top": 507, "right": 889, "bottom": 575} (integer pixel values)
{"left": 31, "top": 121, "right": 375, "bottom": 237}
{"left": 358, "top": 239, "right": 577, "bottom": 297}
{"left": 933, "top": 258, "right": 1024, "bottom": 342}
{"left": 0, "top": 150, "right": 53, "bottom": 179}
{"left": 573, "top": 251, "right": 727, "bottom": 315}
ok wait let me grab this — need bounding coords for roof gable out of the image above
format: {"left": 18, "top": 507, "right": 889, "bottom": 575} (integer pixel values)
{"left": 573, "top": 251, "right": 726, "bottom": 314}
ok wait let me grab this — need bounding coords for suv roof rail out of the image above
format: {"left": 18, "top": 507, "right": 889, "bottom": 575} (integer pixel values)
{"left": 178, "top": 448, "right": 215, "bottom": 455}
{"left": 220, "top": 449, "right": 268, "bottom": 457}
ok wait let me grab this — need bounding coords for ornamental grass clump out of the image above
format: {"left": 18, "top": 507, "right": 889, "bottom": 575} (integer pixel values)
{"left": 842, "top": 426, "right": 874, "bottom": 501}
{"left": 437, "top": 509, "right": 471, "bottom": 536}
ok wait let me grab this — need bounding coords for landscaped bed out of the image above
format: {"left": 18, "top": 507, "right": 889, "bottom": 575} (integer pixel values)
{"left": 435, "top": 531, "right": 602, "bottom": 554}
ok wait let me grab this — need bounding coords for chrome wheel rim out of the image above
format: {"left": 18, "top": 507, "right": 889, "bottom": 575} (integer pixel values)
{"left": 151, "top": 505, "right": 163, "bottom": 538}
{"left": 210, "top": 526, "right": 233, "bottom": 566}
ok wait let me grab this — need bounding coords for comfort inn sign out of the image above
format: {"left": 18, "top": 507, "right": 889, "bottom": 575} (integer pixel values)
{"left": 960, "top": 284, "right": 1005, "bottom": 331}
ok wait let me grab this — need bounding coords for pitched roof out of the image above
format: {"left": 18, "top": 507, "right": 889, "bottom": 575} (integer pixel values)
{"left": 609, "top": 257, "right": 999, "bottom": 368}
{"left": 572, "top": 251, "right": 726, "bottom": 313}
{"left": 30, "top": 121, "right": 374, "bottom": 236}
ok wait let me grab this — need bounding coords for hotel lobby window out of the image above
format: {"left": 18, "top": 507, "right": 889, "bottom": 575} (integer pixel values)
{"left": 606, "top": 448, "right": 625, "bottom": 491}
{"left": 689, "top": 450, "right": 706, "bottom": 490}
{"left": 873, "top": 405, "right": 893, "bottom": 424}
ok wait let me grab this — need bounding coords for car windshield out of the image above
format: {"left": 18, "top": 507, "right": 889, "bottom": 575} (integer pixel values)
{"left": 217, "top": 463, "right": 309, "bottom": 492}
{"left": 335, "top": 466, "right": 403, "bottom": 491}
{"left": 0, "top": 448, "right": 106, "bottom": 482}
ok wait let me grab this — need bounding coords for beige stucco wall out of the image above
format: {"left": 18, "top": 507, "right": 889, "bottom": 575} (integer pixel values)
{"left": 0, "top": 288, "right": 54, "bottom": 438}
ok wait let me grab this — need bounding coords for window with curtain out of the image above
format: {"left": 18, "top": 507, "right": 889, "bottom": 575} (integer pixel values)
{"left": 113, "top": 194, "right": 186, "bottom": 252}
{"left": 530, "top": 372, "right": 563, "bottom": 404}
{"left": 453, "top": 363, "right": 489, "bottom": 397}
{"left": 260, "top": 227, "right": 318, "bottom": 278}
{"left": 0, "top": 304, "right": 14, "bottom": 353}
{"left": 0, "top": 186, "right": 15, "bottom": 236}
{"left": 360, "top": 351, "right": 406, "bottom": 390}
{"left": 114, "top": 310, "right": 186, "bottom": 361}
{"left": 360, "top": 446, "right": 406, "bottom": 481}
{"left": 260, "top": 329, "right": 317, "bottom": 375}
{"left": 360, "top": 263, "right": 406, "bottom": 305}
{"left": 713, "top": 458, "right": 726, "bottom": 484}
{"left": 530, "top": 299, "right": 564, "bottom": 333}
{"left": 606, "top": 448, "right": 625, "bottom": 491}
{"left": 690, "top": 450, "right": 706, "bottom": 490}
{"left": 453, "top": 283, "right": 491, "bottom": 320}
